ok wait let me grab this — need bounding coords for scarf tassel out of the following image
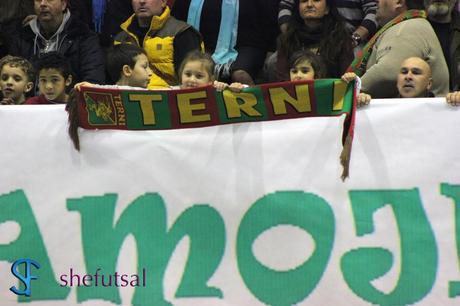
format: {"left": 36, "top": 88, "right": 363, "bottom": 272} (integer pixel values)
{"left": 340, "top": 133, "right": 353, "bottom": 181}
{"left": 67, "top": 89, "right": 80, "bottom": 151}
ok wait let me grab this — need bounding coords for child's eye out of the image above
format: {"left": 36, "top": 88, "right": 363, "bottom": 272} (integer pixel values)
{"left": 1, "top": 75, "right": 7, "bottom": 81}
{"left": 300, "top": 68, "right": 310, "bottom": 74}
{"left": 290, "top": 69, "right": 298, "bottom": 74}
{"left": 14, "top": 76, "right": 22, "bottom": 82}
{"left": 196, "top": 74, "right": 204, "bottom": 79}
{"left": 184, "top": 72, "right": 192, "bottom": 77}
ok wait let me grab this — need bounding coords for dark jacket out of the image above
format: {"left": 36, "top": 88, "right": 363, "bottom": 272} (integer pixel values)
{"left": 70, "top": 0, "right": 134, "bottom": 47}
{"left": 448, "top": 11, "right": 460, "bottom": 91}
{"left": 6, "top": 13, "right": 105, "bottom": 84}
{"left": 171, "top": 0, "right": 278, "bottom": 53}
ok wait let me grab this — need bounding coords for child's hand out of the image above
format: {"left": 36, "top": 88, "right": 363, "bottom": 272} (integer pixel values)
{"left": 213, "top": 80, "right": 229, "bottom": 91}
{"left": 357, "top": 93, "right": 371, "bottom": 108}
{"left": 74, "top": 82, "right": 94, "bottom": 91}
{"left": 341, "top": 72, "right": 357, "bottom": 83}
{"left": 0, "top": 98, "right": 15, "bottom": 105}
{"left": 227, "top": 82, "right": 246, "bottom": 92}
{"left": 446, "top": 91, "right": 460, "bottom": 106}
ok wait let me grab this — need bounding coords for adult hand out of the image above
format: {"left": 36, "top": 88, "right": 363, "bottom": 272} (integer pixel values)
{"left": 22, "top": 15, "right": 36, "bottom": 26}
{"left": 446, "top": 91, "right": 460, "bottom": 106}
{"left": 341, "top": 72, "right": 356, "bottom": 83}
{"left": 280, "top": 23, "right": 288, "bottom": 34}
{"left": 357, "top": 93, "right": 371, "bottom": 108}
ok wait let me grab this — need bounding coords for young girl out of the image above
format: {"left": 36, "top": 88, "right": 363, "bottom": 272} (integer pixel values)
{"left": 288, "top": 50, "right": 326, "bottom": 81}
{"left": 178, "top": 51, "right": 246, "bottom": 92}
{"left": 288, "top": 50, "right": 371, "bottom": 107}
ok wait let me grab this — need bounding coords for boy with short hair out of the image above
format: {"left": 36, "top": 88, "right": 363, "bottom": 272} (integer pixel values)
{"left": 75, "top": 44, "right": 153, "bottom": 90}
{"left": 26, "top": 52, "right": 73, "bottom": 104}
{"left": 107, "top": 44, "right": 153, "bottom": 87}
{"left": 0, "top": 55, "right": 34, "bottom": 105}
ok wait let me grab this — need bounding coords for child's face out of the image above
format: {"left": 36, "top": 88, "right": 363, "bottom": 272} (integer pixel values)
{"left": 290, "top": 60, "right": 315, "bottom": 81}
{"left": 127, "top": 54, "right": 152, "bottom": 88}
{"left": 38, "top": 68, "right": 72, "bottom": 102}
{"left": 0, "top": 64, "right": 33, "bottom": 104}
{"left": 180, "top": 61, "right": 212, "bottom": 89}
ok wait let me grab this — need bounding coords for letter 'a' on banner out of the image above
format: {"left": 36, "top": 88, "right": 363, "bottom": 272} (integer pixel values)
{"left": 67, "top": 80, "right": 358, "bottom": 179}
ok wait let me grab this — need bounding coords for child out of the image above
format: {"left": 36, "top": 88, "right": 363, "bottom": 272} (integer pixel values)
{"left": 288, "top": 50, "right": 326, "bottom": 81}
{"left": 178, "top": 51, "right": 245, "bottom": 92}
{"left": 26, "top": 52, "right": 73, "bottom": 104}
{"left": 0, "top": 55, "right": 34, "bottom": 105}
{"left": 107, "top": 44, "right": 153, "bottom": 88}
{"left": 75, "top": 44, "right": 153, "bottom": 90}
{"left": 287, "top": 50, "right": 371, "bottom": 107}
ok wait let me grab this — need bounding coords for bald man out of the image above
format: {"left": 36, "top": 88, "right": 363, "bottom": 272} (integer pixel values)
{"left": 397, "top": 57, "right": 433, "bottom": 98}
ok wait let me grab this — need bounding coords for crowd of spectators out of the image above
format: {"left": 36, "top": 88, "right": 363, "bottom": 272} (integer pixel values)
{"left": 1, "top": 0, "right": 460, "bottom": 105}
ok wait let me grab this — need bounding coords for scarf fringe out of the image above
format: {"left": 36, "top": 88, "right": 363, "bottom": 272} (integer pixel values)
{"left": 340, "top": 133, "right": 353, "bottom": 181}
{"left": 67, "top": 89, "right": 80, "bottom": 151}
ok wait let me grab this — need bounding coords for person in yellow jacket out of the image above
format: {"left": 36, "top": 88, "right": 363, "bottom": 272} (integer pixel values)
{"left": 114, "top": 0, "right": 202, "bottom": 89}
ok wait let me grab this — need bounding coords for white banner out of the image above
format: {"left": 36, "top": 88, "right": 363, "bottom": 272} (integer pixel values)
{"left": 0, "top": 98, "right": 459, "bottom": 305}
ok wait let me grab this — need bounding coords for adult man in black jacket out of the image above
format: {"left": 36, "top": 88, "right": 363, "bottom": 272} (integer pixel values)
{"left": 5, "top": 0, "right": 105, "bottom": 84}
{"left": 424, "top": 0, "right": 460, "bottom": 90}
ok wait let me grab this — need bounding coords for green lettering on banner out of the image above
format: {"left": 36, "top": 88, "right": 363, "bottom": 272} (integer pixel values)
{"left": 67, "top": 193, "right": 225, "bottom": 305}
{"left": 236, "top": 191, "right": 335, "bottom": 305}
{"left": 341, "top": 189, "right": 437, "bottom": 305}
{"left": 0, "top": 190, "right": 69, "bottom": 301}
{"left": 440, "top": 183, "right": 460, "bottom": 298}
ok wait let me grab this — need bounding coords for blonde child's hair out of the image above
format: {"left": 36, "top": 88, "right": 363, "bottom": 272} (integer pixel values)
{"left": 0, "top": 55, "right": 35, "bottom": 85}
{"left": 178, "top": 51, "right": 216, "bottom": 83}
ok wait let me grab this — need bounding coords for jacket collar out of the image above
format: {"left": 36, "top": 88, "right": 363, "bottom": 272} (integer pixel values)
{"left": 121, "top": 6, "right": 170, "bottom": 34}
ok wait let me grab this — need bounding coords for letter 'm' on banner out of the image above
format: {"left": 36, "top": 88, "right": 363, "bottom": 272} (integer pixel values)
{"left": 67, "top": 193, "right": 225, "bottom": 305}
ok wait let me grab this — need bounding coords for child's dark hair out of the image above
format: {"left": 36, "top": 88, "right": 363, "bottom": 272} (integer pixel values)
{"left": 0, "top": 55, "right": 35, "bottom": 83}
{"left": 106, "top": 44, "right": 148, "bottom": 83}
{"left": 178, "top": 50, "right": 215, "bottom": 82}
{"left": 36, "top": 52, "right": 72, "bottom": 80}
{"left": 288, "top": 50, "right": 327, "bottom": 79}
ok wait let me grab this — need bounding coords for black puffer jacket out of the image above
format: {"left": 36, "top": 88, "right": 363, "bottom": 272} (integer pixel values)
{"left": 7, "top": 14, "right": 105, "bottom": 84}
